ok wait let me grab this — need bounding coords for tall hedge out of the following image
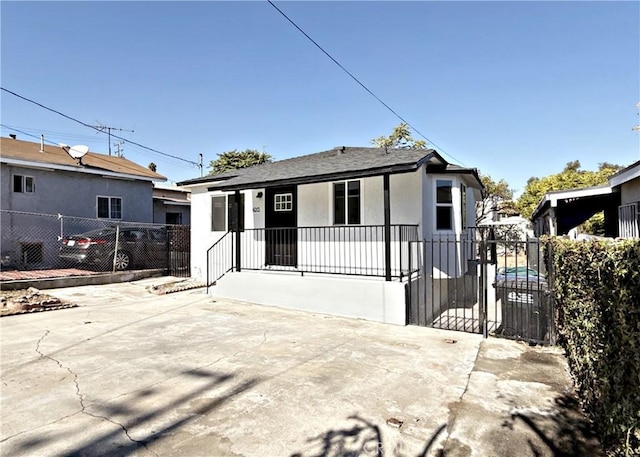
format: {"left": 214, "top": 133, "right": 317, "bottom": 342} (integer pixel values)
{"left": 547, "top": 238, "right": 640, "bottom": 456}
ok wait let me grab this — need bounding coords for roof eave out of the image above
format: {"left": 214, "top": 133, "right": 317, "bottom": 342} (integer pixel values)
{"left": 0, "top": 157, "right": 166, "bottom": 182}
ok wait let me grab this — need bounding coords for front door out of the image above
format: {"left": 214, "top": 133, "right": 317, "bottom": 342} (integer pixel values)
{"left": 265, "top": 186, "right": 297, "bottom": 266}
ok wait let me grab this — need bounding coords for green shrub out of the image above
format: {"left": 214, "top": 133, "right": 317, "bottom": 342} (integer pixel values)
{"left": 547, "top": 238, "right": 640, "bottom": 456}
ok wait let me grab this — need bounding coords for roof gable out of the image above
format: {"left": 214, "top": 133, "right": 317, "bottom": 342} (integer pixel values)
{"left": 0, "top": 137, "right": 166, "bottom": 181}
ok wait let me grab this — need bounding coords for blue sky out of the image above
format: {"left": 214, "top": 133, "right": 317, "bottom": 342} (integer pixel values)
{"left": 2, "top": 1, "right": 639, "bottom": 195}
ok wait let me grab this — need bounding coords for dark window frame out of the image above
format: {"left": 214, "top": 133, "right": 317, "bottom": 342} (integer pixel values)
{"left": 228, "top": 194, "right": 245, "bottom": 232}
{"left": 333, "top": 180, "right": 361, "bottom": 225}
{"left": 97, "top": 196, "right": 123, "bottom": 219}
{"left": 13, "top": 175, "right": 35, "bottom": 193}
{"left": 436, "top": 180, "right": 453, "bottom": 231}
{"left": 211, "top": 195, "right": 227, "bottom": 232}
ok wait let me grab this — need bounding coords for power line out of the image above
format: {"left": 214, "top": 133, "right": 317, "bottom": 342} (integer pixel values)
{"left": 1, "top": 87, "right": 200, "bottom": 167}
{"left": 0, "top": 123, "right": 172, "bottom": 176}
{"left": 266, "top": 0, "right": 465, "bottom": 166}
{"left": 0, "top": 124, "right": 58, "bottom": 145}
{"left": 0, "top": 124, "right": 100, "bottom": 142}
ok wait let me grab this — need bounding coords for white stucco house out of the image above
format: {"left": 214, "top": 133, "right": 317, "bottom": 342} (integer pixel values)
{"left": 179, "top": 146, "right": 482, "bottom": 325}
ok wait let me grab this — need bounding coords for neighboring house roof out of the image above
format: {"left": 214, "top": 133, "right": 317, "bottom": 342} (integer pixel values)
{"left": 0, "top": 137, "right": 166, "bottom": 182}
{"left": 179, "top": 146, "right": 481, "bottom": 191}
{"left": 480, "top": 216, "right": 531, "bottom": 227}
{"left": 530, "top": 184, "right": 621, "bottom": 236}
{"left": 153, "top": 186, "right": 191, "bottom": 206}
{"left": 608, "top": 159, "right": 640, "bottom": 188}
{"left": 531, "top": 184, "right": 613, "bottom": 220}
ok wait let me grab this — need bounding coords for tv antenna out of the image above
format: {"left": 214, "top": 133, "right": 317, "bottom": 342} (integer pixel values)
{"left": 93, "top": 123, "right": 134, "bottom": 156}
{"left": 59, "top": 143, "right": 89, "bottom": 165}
{"left": 113, "top": 140, "right": 125, "bottom": 157}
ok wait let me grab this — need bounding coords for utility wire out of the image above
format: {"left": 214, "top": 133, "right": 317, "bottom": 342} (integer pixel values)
{"left": 1, "top": 124, "right": 100, "bottom": 142}
{"left": 0, "top": 123, "right": 169, "bottom": 176}
{"left": 1, "top": 87, "right": 200, "bottom": 167}
{"left": 266, "top": 0, "right": 465, "bottom": 166}
{"left": 1, "top": 124, "right": 59, "bottom": 145}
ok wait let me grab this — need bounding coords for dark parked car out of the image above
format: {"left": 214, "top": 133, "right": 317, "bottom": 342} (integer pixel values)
{"left": 59, "top": 226, "right": 168, "bottom": 271}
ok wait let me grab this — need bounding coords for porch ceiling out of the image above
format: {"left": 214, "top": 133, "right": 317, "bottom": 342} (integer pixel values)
{"left": 555, "top": 193, "right": 620, "bottom": 234}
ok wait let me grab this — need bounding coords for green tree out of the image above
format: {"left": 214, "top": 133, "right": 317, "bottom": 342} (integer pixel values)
{"left": 517, "top": 161, "right": 623, "bottom": 232}
{"left": 207, "top": 149, "right": 273, "bottom": 175}
{"left": 371, "top": 123, "right": 427, "bottom": 149}
{"left": 476, "top": 173, "right": 515, "bottom": 225}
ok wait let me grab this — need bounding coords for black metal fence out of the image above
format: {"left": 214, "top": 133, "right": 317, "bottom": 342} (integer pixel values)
{"left": 1, "top": 210, "right": 190, "bottom": 278}
{"left": 206, "top": 224, "right": 419, "bottom": 288}
{"left": 407, "top": 230, "right": 555, "bottom": 344}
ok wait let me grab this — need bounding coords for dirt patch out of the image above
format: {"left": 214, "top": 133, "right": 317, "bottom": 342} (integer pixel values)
{"left": 146, "top": 279, "right": 205, "bottom": 295}
{"left": 1, "top": 287, "right": 78, "bottom": 317}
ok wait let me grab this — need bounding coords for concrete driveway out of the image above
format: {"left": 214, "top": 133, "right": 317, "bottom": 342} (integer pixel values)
{"left": 1, "top": 278, "right": 600, "bottom": 456}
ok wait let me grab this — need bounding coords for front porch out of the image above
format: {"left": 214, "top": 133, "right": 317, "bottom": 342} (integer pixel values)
{"left": 207, "top": 224, "right": 419, "bottom": 285}
{"left": 205, "top": 224, "right": 419, "bottom": 325}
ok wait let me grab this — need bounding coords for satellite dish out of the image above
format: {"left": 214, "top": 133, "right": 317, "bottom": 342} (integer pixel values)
{"left": 67, "top": 145, "right": 89, "bottom": 159}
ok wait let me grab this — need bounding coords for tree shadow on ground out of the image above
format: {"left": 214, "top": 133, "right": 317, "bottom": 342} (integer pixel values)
{"left": 290, "top": 415, "right": 446, "bottom": 457}
{"left": 505, "top": 393, "right": 603, "bottom": 457}
{"left": 9, "top": 367, "right": 260, "bottom": 457}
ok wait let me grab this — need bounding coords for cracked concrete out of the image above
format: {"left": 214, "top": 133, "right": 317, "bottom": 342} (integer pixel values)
{"left": 1, "top": 278, "right": 597, "bottom": 456}
{"left": 32, "top": 329, "right": 158, "bottom": 456}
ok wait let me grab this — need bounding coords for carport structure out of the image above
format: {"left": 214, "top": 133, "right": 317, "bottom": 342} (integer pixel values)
{"left": 531, "top": 185, "right": 620, "bottom": 237}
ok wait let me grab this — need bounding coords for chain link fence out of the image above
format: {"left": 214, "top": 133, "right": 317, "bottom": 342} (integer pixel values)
{"left": 1, "top": 210, "right": 190, "bottom": 276}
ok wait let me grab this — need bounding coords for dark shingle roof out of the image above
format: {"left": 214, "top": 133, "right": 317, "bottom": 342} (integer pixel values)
{"left": 179, "top": 146, "right": 448, "bottom": 190}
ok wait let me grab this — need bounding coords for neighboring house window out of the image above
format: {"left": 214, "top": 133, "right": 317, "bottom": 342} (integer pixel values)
{"left": 334, "top": 181, "right": 361, "bottom": 225}
{"left": 97, "top": 196, "right": 122, "bottom": 219}
{"left": 228, "top": 194, "right": 245, "bottom": 232}
{"left": 166, "top": 212, "right": 182, "bottom": 225}
{"left": 274, "top": 193, "right": 293, "bottom": 212}
{"left": 20, "top": 242, "right": 43, "bottom": 264}
{"left": 436, "top": 180, "right": 453, "bottom": 230}
{"left": 13, "top": 175, "right": 35, "bottom": 193}
{"left": 211, "top": 196, "right": 226, "bottom": 231}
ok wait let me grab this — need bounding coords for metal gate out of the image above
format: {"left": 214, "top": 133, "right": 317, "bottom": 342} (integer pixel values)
{"left": 406, "top": 231, "right": 555, "bottom": 344}
{"left": 167, "top": 225, "right": 190, "bottom": 277}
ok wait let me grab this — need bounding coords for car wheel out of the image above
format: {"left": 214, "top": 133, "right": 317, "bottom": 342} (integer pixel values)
{"left": 113, "top": 251, "right": 131, "bottom": 271}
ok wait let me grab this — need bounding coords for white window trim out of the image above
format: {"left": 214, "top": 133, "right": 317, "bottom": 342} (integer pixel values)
{"left": 13, "top": 174, "right": 36, "bottom": 193}
{"left": 97, "top": 195, "right": 123, "bottom": 219}
{"left": 435, "top": 179, "right": 454, "bottom": 232}
{"left": 332, "top": 179, "right": 362, "bottom": 225}
{"left": 274, "top": 193, "right": 293, "bottom": 212}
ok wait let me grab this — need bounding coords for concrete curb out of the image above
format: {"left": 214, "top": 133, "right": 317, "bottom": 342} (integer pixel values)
{"left": 0, "top": 269, "right": 166, "bottom": 291}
